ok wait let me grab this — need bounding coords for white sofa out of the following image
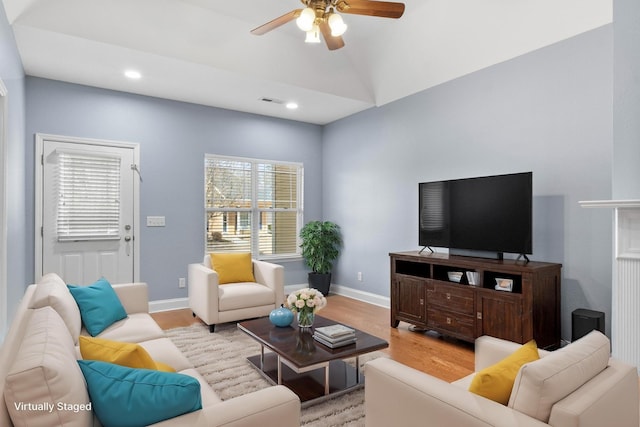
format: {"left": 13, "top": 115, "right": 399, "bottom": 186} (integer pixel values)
{"left": 0, "top": 273, "right": 300, "bottom": 427}
{"left": 365, "top": 332, "right": 639, "bottom": 427}
{"left": 188, "top": 255, "right": 284, "bottom": 332}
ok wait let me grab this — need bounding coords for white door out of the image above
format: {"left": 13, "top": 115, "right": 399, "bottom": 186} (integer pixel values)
{"left": 38, "top": 136, "right": 138, "bottom": 285}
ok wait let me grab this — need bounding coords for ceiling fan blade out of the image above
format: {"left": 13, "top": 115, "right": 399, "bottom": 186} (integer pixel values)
{"left": 336, "top": 0, "right": 405, "bottom": 19}
{"left": 251, "top": 9, "right": 302, "bottom": 35}
{"left": 319, "top": 21, "right": 345, "bottom": 51}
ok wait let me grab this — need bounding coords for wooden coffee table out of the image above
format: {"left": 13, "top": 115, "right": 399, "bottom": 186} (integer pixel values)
{"left": 238, "top": 315, "right": 388, "bottom": 407}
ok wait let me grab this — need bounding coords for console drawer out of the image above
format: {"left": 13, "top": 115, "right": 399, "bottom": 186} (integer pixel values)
{"left": 427, "top": 282, "right": 474, "bottom": 315}
{"left": 427, "top": 309, "right": 475, "bottom": 339}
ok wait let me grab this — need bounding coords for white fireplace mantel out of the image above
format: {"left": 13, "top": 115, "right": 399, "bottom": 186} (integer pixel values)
{"left": 580, "top": 199, "right": 640, "bottom": 369}
{"left": 579, "top": 199, "right": 640, "bottom": 209}
{"left": 579, "top": 199, "right": 640, "bottom": 259}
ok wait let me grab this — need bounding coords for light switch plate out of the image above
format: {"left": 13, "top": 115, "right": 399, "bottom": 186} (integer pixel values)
{"left": 146, "top": 216, "right": 165, "bottom": 227}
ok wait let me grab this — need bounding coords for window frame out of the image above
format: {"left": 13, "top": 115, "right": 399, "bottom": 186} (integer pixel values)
{"left": 204, "top": 154, "right": 304, "bottom": 260}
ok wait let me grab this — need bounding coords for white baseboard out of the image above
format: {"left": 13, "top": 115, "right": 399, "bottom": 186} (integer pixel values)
{"left": 149, "top": 285, "right": 390, "bottom": 313}
{"left": 149, "top": 297, "right": 189, "bottom": 313}
{"left": 286, "top": 283, "right": 390, "bottom": 308}
{"left": 329, "top": 284, "right": 390, "bottom": 308}
{"left": 284, "top": 283, "right": 309, "bottom": 294}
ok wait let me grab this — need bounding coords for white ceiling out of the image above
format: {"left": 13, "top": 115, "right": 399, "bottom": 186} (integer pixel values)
{"left": 2, "top": 0, "right": 611, "bottom": 125}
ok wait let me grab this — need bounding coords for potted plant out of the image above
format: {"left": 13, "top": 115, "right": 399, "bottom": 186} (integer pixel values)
{"left": 299, "top": 220, "right": 342, "bottom": 295}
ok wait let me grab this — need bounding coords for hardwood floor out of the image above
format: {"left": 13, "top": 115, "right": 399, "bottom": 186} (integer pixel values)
{"left": 150, "top": 294, "right": 475, "bottom": 383}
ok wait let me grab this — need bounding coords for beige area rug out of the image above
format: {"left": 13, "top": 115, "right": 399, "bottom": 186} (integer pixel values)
{"left": 165, "top": 322, "right": 385, "bottom": 427}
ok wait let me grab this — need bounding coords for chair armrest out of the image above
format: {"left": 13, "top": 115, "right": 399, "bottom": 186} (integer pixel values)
{"left": 188, "top": 263, "right": 220, "bottom": 325}
{"left": 149, "top": 385, "right": 300, "bottom": 427}
{"left": 364, "top": 358, "right": 549, "bottom": 427}
{"left": 252, "top": 260, "right": 285, "bottom": 306}
{"left": 549, "top": 358, "right": 639, "bottom": 427}
{"left": 474, "top": 336, "right": 550, "bottom": 371}
{"left": 474, "top": 335, "right": 525, "bottom": 370}
{"left": 111, "top": 282, "right": 149, "bottom": 314}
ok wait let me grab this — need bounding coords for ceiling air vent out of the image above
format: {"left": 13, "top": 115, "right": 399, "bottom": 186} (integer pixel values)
{"left": 259, "top": 97, "right": 284, "bottom": 104}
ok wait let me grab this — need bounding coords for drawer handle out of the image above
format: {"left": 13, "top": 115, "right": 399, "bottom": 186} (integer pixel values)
{"left": 477, "top": 312, "right": 482, "bottom": 320}
{"left": 446, "top": 293, "right": 451, "bottom": 300}
{"left": 419, "top": 298, "right": 424, "bottom": 305}
{"left": 446, "top": 317, "right": 452, "bottom": 324}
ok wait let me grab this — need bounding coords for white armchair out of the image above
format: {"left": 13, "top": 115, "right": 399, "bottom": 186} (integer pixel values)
{"left": 188, "top": 255, "right": 285, "bottom": 332}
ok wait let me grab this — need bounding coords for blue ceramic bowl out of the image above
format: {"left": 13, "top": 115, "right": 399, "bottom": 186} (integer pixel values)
{"left": 269, "top": 305, "right": 294, "bottom": 327}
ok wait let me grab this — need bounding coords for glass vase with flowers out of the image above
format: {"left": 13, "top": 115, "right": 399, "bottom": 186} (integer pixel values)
{"left": 286, "top": 288, "right": 327, "bottom": 328}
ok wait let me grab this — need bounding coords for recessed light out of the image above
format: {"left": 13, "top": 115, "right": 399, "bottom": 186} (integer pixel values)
{"left": 124, "top": 70, "right": 142, "bottom": 80}
{"left": 286, "top": 102, "right": 299, "bottom": 110}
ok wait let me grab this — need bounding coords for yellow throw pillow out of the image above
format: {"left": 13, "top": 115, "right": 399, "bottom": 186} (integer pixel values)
{"left": 79, "top": 336, "right": 175, "bottom": 372}
{"left": 210, "top": 252, "right": 255, "bottom": 284}
{"left": 468, "top": 339, "right": 539, "bottom": 405}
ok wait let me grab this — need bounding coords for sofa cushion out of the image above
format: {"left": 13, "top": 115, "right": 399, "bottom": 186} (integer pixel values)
{"left": 3, "top": 306, "right": 92, "bottom": 427}
{"left": 210, "top": 252, "right": 255, "bottom": 284}
{"left": 509, "top": 330, "right": 611, "bottom": 422}
{"left": 177, "top": 368, "right": 222, "bottom": 407}
{"left": 219, "top": 283, "right": 275, "bottom": 311}
{"left": 68, "top": 278, "right": 128, "bottom": 336}
{"left": 90, "top": 312, "right": 165, "bottom": 343}
{"left": 78, "top": 360, "right": 202, "bottom": 427}
{"left": 28, "top": 273, "right": 82, "bottom": 343}
{"left": 468, "top": 339, "right": 539, "bottom": 405}
{"left": 139, "top": 337, "right": 194, "bottom": 372}
{"left": 79, "top": 336, "right": 175, "bottom": 372}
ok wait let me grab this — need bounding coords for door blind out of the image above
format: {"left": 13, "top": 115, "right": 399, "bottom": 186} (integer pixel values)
{"left": 56, "top": 150, "right": 121, "bottom": 242}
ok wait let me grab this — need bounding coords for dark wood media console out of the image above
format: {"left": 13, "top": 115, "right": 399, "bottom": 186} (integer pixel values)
{"left": 390, "top": 251, "right": 562, "bottom": 349}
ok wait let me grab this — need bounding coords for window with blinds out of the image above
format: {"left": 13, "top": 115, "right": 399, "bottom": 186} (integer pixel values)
{"left": 56, "top": 151, "right": 121, "bottom": 242}
{"left": 205, "top": 155, "right": 303, "bottom": 258}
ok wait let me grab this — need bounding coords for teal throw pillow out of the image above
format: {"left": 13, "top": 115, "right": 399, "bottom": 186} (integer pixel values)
{"left": 67, "top": 278, "right": 127, "bottom": 336}
{"left": 78, "top": 360, "right": 202, "bottom": 427}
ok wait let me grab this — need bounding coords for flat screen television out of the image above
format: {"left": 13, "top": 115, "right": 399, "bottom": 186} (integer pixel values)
{"left": 419, "top": 172, "right": 532, "bottom": 258}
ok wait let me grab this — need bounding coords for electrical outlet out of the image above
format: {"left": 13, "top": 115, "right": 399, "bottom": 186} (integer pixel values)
{"left": 178, "top": 277, "right": 186, "bottom": 288}
{"left": 146, "top": 216, "right": 166, "bottom": 227}
{"left": 357, "top": 272, "right": 363, "bottom": 281}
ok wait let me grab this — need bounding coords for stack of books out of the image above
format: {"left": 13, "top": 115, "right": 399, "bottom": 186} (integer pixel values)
{"left": 313, "top": 324, "right": 357, "bottom": 348}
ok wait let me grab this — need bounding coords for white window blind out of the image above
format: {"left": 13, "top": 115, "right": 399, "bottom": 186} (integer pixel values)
{"left": 257, "top": 163, "right": 299, "bottom": 255}
{"left": 205, "top": 155, "right": 303, "bottom": 258}
{"left": 56, "top": 150, "right": 121, "bottom": 242}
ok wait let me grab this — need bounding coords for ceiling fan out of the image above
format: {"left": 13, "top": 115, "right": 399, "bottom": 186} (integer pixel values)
{"left": 251, "top": 0, "right": 405, "bottom": 51}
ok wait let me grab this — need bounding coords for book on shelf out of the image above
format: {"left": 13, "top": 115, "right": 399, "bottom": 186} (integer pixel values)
{"left": 314, "top": 324, "right": 356, "bottom": 339}
{"left": 313, "top": 333, "right": 356, "bottom": 348}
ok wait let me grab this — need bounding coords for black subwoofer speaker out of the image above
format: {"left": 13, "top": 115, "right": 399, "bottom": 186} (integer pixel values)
{"left": 572, "top": 308, "right": 605, "bottom": 341}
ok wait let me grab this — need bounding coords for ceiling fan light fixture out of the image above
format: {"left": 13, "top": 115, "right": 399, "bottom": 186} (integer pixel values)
{"left": 328, "top": 13, "right": 347, "bottom": 37}
{"left": 305, "top": 24, "right": 321, "bottom": 43}
{"left": 296, "top": 7, "right": 315, "bottom": 31}
{"left": 251, "top": 0, "right": 405, "bottom": 50}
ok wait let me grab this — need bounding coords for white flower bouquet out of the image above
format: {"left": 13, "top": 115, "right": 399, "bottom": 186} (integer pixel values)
{"left": 285, "top": 288, "right": 327, "bottom": 327}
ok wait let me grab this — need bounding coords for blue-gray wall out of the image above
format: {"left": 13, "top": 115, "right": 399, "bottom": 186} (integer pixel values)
{"left": 0, "top": 4, "right": 27, "bottom": 326}
{"left": 24, "top": 78, "right": 323, "bottom": 301}
{"left": 323, "top": 26, "right": 614, "bottom": 341}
